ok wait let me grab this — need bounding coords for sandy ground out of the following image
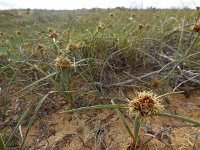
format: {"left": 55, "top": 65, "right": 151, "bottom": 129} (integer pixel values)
{"left": 1, "top": 90, "right": 200, "bottom": 150}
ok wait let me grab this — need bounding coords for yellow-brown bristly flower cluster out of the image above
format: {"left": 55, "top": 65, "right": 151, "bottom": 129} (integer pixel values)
{"left": 193, "top": 20, "right": 200, "bottom": 33}
{"left": 22, "top": 43, "right": 30, "bottom": 49}
{"left": 108, "top": 13, "right": 114, "bottom": 17}
{"left": 0, "top": 53, "right": 5, "bottom": 59}
{"left": 138, "top": 24, "right": 144, "bottom": 30}
{"left": 131, "top": 13, "right": 136, "bottom": 18}
{"left": 47, "top": 28, "right": 57, "bottom": 39}
{"left": 17, "top": 31, "right": 22, "bottom": 35}
{"left": 36, "top": 44, "right": 45, "bottom": 51}
{"left": 145, "top": 24, "right": 150, "bottom": 30}
{"left": 151, "top": 77, "right": 162, "bottom": 89}
{"left": 55, "top": 56, "right": 72, "bottom": 71}
{"left": 129, "top": 91, "right": 164, "bottom": 117}
{"left": 67, "top": 40, "right": 86, "bottom": 51}
{"left": 96, "top": 22, "right": 106, "bottom": 32}
{"left": 10, "top": 35, "right": 15, "bottom": 40}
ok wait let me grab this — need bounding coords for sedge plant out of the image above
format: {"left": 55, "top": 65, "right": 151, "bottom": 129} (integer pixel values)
{"left": 62, "top": 91, "right": 200, "bottom": 149}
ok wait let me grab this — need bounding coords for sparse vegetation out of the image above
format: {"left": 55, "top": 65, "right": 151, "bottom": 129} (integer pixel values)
{"left": 0, "top": 8, "right": 200, "bottom": 149}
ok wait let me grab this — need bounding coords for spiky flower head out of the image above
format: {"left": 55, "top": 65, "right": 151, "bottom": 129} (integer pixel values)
{"left": 108, "top": 13, "right": 114, "bottom": 17}
{"left": 132, "top": 28, "right": 140, "bottom": 34}
{"left": 47, "top": 28, "right": 57, "bottom": 39}
{"left": 96, "top": 22, "right": 106, "bottom": 32}
{"left": 151, "top": 77, "right": 162, "bottom": 89}
{"left": 47, "top": 28, "right": 55, "bottom": 33}
{"left": 50, "top": 32, "right": 57, "bottom": 39}
{"left": 0, "top": 53, "right": 5, "bottom": 59}
{"left": 131, "top": 13, "right": 136, "bottom": 18}
{"left": 145, "top": 24, "right": 150, "bottom": 29}
{"left": 77, "top": 41, "right": 86, "bottom": 48}
{"left": 67, "top": 40, "right": 78, "bottom": 51}
{"left": 10, "top": 35, "right": 15, "bottom": 40}
{"left": 129, "top": 91, "right": 164, "bottom": 117}
{"left": 55, "top": 56, "right": 72, "bottom": 71}
{"left": 36, "top": 44, "right": 45, "bottom": 51}
{"left": 17, "top": 31, "right": 22, "bottom": 35}
{"left": 67, "top": 40, "right": 86, "bottom": 51}
{"left": 138, "top": 24, "right": 144, "bottom": 30}
{"left": 193, "top": 20, "right": 200, "bottom": 33}
{"left": 23, "top": 43, "right": 30, "bottom": 49}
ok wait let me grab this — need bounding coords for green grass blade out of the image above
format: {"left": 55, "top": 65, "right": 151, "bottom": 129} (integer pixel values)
{"left": 3, "top": 54, "right": 37, "bottom": 118}
{"left": 6, "top": 107, "right": 29, "bottom": 145}
{"left": 156, "top": 91, "right": 184, "bottom": 99}
{"left": 134, "top": 113, "right": 143, "bottom": 147}
{"left": 25, "top": 63, "right": 68, "bottom": 100}
{"left": 74, "top": 112, "right": 88, "bottom": 132}
{"left": 0, "top": 136, "right": 6, "bottom": 150}
{"left": 61, "top": 104, "right": 129, "bottom": 113}
{"left": 30, "top": 63, "right": 60, "bottom": 88}
{"left": 111, "top": 100, "right": 134, "bottom": 141}
{"left": 15, "top": 72, "right": 57, "bottom": 95}
{"left": 20, "top": 94, "right": 49, "bottom": 149}
{"left": 157, "top": 112, "right": 200, "bottom": 126}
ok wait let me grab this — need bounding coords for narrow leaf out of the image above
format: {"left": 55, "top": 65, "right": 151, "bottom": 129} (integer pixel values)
{"left": 111, "top": 100, "right": 134, "bottom": 141}
{"left": 20, "top": 94, "right": 49, "bottom": 149}
{"left": 15, "top": 72, "right": 57, "bottom": 95}
{"left": 0, "top": 136, "right": 6, "bottom": 150}
{"left": 6, "top": 108, "right": 29, "bottom": 145}
{"left": 134, "top": 113, "right": 143, "bottom": 147}
{"left": 157, "top": 112, "right": 200, "bottom": 126}
{"left": 61, "top": 104, "right": 129, "bottom": 113}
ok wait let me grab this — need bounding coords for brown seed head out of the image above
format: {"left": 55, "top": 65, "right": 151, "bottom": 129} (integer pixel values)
{"left": 0, "top": 53, "right": 4, "bottom": 59}
{"left": 129, "top": 91, "right": 164, "bottom": 117}
{"left": 77, "top": 41, "right": 86, "bottom": 48}
{"left": 23, "top": 43, "right": 30, "bottom": 49}
{"left": 50, "top": 32, "right": 57, "bottom": 39}
{"left": 47, "top": 28, "right": 57, "bottom": 38}
{"left": 67, "top": 40, "right": 78, "bottom": 51}
{"left": 193, "top": 21, "right": 200, "bottom": 33}
{"left": 108, "top": 13, "right": 114, "bottom": 17}
{"left": 10, "top": 35, "right": 15, "bottom": 40}
{"left": 138, "top": 24, "right": 144, "bottom": 30}
{"left": 17, "top": 31, "right": 21, "bottom": 35}
{"left": 29, "top": 66, "right": 37, "bottom": 72}
{"left": 151, "top": 77, "right": 162, "bottom": 89}
{"left": 131, "top": 13, "right": 136, "bottom": 17}
{"left": 96, "top": 22, "right": 106, "bottom": 32}
{"left": 155, "top": 15, "right": 159, "bottom": 19}
{"left": 36, "top": 44, "right": 45, "bottom": 51}
{"left": 55, "top": 56, "right": 72, "bottom": 71}
{"left": 47, "top": 28, "right": 55, "bottom": 33}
